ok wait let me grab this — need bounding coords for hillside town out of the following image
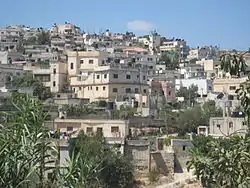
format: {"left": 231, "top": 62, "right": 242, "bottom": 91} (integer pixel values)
{"left": 0, "top": 23, "right": 250, "bottom": 187}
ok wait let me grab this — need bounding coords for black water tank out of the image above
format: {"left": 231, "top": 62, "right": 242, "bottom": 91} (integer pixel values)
{"left": 107, "top": 102, "right": 115, "bottom": 110}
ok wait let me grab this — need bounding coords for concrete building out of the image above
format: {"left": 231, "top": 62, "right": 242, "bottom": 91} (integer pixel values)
{"left": 137, "top": 34, "right": 161, "bottom": 55}
{"left": 50, "top": 23, "right": 83, "bottom": 51}
{"left": 54, "top": 118, "right": 129, "bottom": 138}
{"left": 0, "top": 26, "right": 23, "bottom": 51}
{"left": 178, "top": 64, "right": 206, "bottom": 79}
{"left": 23, "top": 61, "right": 67, "bottom": 93}
{"left": 213, "top": 77, "right": 248, "bottom": 96}
{"left": 198, "top": 117, "right": 247, "bottom": 137}
{"left": 0, "top": 64, "right": 24, "bottom": 92}
{"left": 0, "top": 51, "right": 24, "bottom": 64}
{"left": 160, "top": 39, "right": 189, "bottom": 59}
{"left": 175, "top": 78, "right": 213, "bottom": 96}
{"left": 68, "top": 51, "right": 149, "bottom": 107}
{"left": 187, "top": 46, "right": 218, "bottom": 60}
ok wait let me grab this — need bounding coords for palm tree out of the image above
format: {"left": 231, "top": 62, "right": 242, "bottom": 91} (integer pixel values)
{"left": 220, "top": 52, "right": 247, "bottom": 77}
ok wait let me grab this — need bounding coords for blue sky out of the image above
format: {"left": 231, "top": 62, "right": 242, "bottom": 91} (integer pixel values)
{"left": 1, "top": 0, "right": 249, "bottom": 50}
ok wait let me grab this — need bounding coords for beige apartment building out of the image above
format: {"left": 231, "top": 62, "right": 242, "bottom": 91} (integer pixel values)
{"left": 68, "top": 51, "right": 149, "bottom": 106}
{"left": 198, "top": 117, "right": 247, "bottom": 137}
{"left": 213, "top": 77, "right": 247, "bottom": 96}
{"left": 24, "top": 61, "right": 67, "bottom": 93}
{"left": 54, "top": 118, "right": 129, "bottom": 138}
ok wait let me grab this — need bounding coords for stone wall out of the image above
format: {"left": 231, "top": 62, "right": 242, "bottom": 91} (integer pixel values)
{"left": 124, "top": 140, "right": 150, "bottom": 174}
{"left": 124, "top": 140, "right": 174, "bottom": 179}
{"left": 151, "top": 148, "right": 174, "bottom": 180}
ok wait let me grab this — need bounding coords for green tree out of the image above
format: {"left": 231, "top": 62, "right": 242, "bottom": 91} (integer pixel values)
{"left": 202, "top": 100, "right": 223, "bottom": 124}
{"left": 177, "top": 105, "right": 203, "bottom": 135}
{"left": 176, "top": 101, "right": 222, "bottom": 135}
{"left": 61, "top": 104, "right": 97, "bottom": 118}
{"left": 61, "top": 132, "right": 134, "bottom": 188}
{"left": 113, "top": 105, "right": 137, "bottom": 119}
{"left": 236, "top": 75, "right": 250, "bottom": 129}
{"left": 37, "top": 30, "right": 51, "bottom": 45}
{"left": 159, "top": 54, "right": 179, "bottom": 70}
{"left": 187, "top": 135, "right": 250, "bottom": 187}
{"left": 176, "top": 85, "right": 198, "bottom": 107}
{"left": 220, "top": 52, "right": 247, "bottom": 77}
{"left": 10, "top": 73, "right": 52, "bottom": 101}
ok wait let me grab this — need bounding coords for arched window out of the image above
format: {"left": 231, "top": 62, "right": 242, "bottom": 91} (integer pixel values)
{"left": 70, "top": 62, "right": 74, "bottom": 69}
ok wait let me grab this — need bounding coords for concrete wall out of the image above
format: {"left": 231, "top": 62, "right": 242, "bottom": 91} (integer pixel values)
{"left": 125, "top": 140, "right": 150, "bottom": 174}
{"left": 171, "top": 139, "right": 193, "bottom": 173}
{"left": 151, "top": 150, "right": 174, "bottom": 179}
{"left": 124, "top": 140, "right": 174, "bottom": 180}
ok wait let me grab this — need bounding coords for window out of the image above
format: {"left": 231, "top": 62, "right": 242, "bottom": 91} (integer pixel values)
{"left": 96, "top": 75, "right": 100, "bottom": 79}
{"left": 53, "top": 68, "right": 56, "bottom": 74}
{"left": 113, "top": 88, "right": 118, "bottom": 92}
{"left": 217, "top": 124, "right": 221, "bottom": 128}
{"left": 113, "top": 74, "right": 118, "bottom": 79}
{"left": 96, "top": 127, "right": 103, "bottom": 136}
{"left": 103, "top": 86, "right": 106, "bottom": 90}
{"left": 126, "top": 88, "right": 131, "bottom": 93}
{"left": 67, "top": 126, "right": 73, "bottom": 131}
{"left": 229, "top": 122, "right": 233, "bottom": 128}
{"left": 104, "top": 74, "right": 107, "bottom": 79}
{"left": 143, "top": 89, "right": 147, "bottom": 93}
{"left": 70, "top": 62, "right": 74, "bottom": 69}
{"left": 126, "top": 74, "right": 131, "bottom": 79}
{"left": 89, "top": 59, "right": 94, "bottom": 64}
{"left": 135, "top": 88, "right": 139, "bottom": 93}
{"left": 102, "top": 60, "right": 105, "bottom": 64}
{"left": 143, "top": 75, "right": 146, "bottom": 80}
{"left": 79, "top": 87, "right": 82, "bottom": 90}
{"left": 142, "top": 102, "right": 146, "bottom": 107}
{"left": 111, "top": 126, "right": 119, "bottom": 133}
{"left": 229, "top": 86, "right": 236, "bottom": 90}
{"left": 90, "top": 86, "right": 92, "bottom": 90}
{"left": 137, "top": 75, "right": 139, "bottom": 78}
{"left": 86, "top": 127, "right": 93, "bottom": 133}
{"left": 183, "top": 146, "right": 186, "bottom": 151}
{"left": 53, "top": 81, "right": 56, "bottom": 87}
{"left": 168, "top": 91, "right": 171, "bottom": 96}
{"left": 80, "top": 59, "right": 84, "bottom": 64}
{"left": 96, "top": 87, "right": 99, "bottom": 91}
{"left": 228, "top": 95, "right": 234, "bottom": 100}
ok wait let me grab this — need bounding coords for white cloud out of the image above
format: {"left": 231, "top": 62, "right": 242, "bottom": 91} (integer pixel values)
{"left": 127, "top": 20, "right": 154, "bottom": 31}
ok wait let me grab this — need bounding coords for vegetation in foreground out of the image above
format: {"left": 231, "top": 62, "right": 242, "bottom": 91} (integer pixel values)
{"left": 0, "top": 93, "right": 134, "bottom": 188}
{"left": 187, "top": 135, "right": 250, "bottom": 187}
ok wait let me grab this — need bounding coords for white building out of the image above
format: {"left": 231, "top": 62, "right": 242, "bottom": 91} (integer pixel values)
{"left": 0, "top": 51, "right": 24, "bottom": 64}
{"left": 160, "top": 39, "right": 189, "bottom": 59}
{"left": 175, "top": 78, "right": 213, "bottom": 96}
{"left": 138, "top": 34, "right": 161, "bottom": 55}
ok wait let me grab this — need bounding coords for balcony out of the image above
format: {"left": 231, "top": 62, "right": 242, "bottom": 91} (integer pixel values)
{"left": 51, "top": 39, "right": 65, "bottom": 44}
{"left": 43, "top": 81, "right": 51, "bottom": 87}
{"left": 33, "top": 67, "right": 51, "bottom": 75}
